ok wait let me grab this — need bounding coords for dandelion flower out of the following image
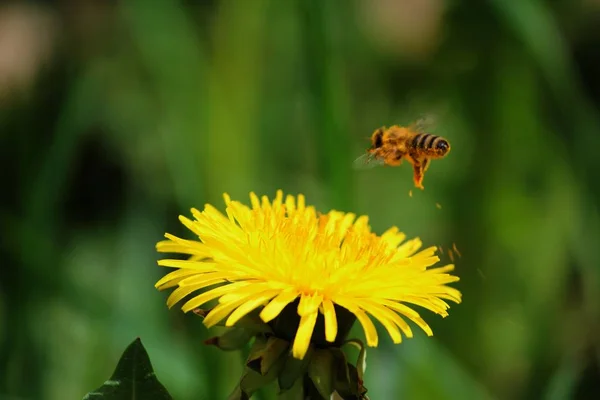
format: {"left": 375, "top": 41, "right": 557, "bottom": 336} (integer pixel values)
{"left": 155, "top": 190, "right": 461, "bottom": 363}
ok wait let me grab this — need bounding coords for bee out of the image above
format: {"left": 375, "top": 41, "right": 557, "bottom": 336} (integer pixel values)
{"left": 353, "top": 119, "right": 451, "bottom": 189}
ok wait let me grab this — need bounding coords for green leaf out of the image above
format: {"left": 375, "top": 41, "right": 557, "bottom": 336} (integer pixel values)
{"left": 82, "top": 338, "right": 172, "bottom": 400}
{"left": 278, "top": 346, "right": 313, "bottom": 392}
{"left": 277, "top": 376, "right": 304, "bottom": 400}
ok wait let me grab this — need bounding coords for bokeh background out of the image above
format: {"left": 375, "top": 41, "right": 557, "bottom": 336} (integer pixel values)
{"left": 1, "top": 1, "right": 600, "bottom": 399}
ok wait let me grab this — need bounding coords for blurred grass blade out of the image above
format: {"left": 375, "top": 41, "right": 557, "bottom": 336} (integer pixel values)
{"left": 490, "top": 0, "right": 600, "bottom": 192}
{"left": 300, "top": 0, "right": 353, "bottom": 210}
{"left": 204, "top": 0, "right": 269, "bottom": 201}
{"left": 121, "top": 0, "right": 209, "bottom": 207}
{"left": 82, "top": 338, "right": 173, "bottom": 400}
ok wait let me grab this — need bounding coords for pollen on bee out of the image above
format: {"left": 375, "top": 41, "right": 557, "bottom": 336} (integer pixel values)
{"left": 435, "top": 203, "right": 442, "bottom": 209}
{"left": 452, "top": 242, "right": 462, "bottom": 258}
{"left": 448, "top": 249, "right": 455, "bottom": 262}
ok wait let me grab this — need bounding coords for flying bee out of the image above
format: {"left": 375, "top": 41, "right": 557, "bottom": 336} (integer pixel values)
{"left": 353, "top": 118, "right": 451, "bottom": 189}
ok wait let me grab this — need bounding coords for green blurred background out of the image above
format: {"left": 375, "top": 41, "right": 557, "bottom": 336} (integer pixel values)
{"left": 1, "top": 1, "right": 600, "bottom": 399}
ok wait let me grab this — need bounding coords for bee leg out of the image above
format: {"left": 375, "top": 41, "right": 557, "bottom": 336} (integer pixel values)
{"left": 421, "top": 158, "right": 431, "bottom": 172}
{"left": 412, "top": 164, "right": 425, "bottom": 189}
{"left": 387, "top": 152, "right": 403, "bottom": 167}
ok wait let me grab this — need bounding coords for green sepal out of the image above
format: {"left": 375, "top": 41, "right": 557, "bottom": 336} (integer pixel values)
{"left": 344, "top": 339, "right": 368, "bottom": 389}
{"left": 276, "top": 376, "right": 304, "bottom": 400}
{"left": 330, "top": 348, "right": 367, "bottom": 399}
{"left": 228, "top": 337, "right": 287, "bottom": 400}
{"left": 247, "top": 336, "right": 290, "bottom": 376}
{"left": 278, "top": 346, "right": 314, "bottom": 392}
{"left": 330, "top": 348, "right": 353, "bottom": 396}
{"left": 307, "top": 347, "right": 369, "bottom": 399}
{"left": 343, "top": 363, "right": 369, "bottom": 399}
{"left": 204, "top": 326, "right": 255, "bottom": 351}
{"left": 307, "top": 349, "right": 335, "bottom": 399}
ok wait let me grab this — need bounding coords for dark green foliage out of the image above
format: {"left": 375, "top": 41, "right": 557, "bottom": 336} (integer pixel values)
{"left": 83, "top": 338, "right": 172, "bottom": 400}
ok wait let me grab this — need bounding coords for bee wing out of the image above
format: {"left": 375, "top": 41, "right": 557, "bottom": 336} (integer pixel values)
{"left": 353, "top": 152, "right": 385, "bottom": 170}
{"left": 409, "top": 113, "right": 438, "bottom": 133}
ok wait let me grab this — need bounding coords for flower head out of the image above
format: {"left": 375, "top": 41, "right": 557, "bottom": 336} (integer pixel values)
{"left": 156, "top": 190, "right": 461, "bottom": 360}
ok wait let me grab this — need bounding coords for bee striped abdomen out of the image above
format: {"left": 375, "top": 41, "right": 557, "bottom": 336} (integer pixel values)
{"left": 412, "top": 133, "right": 438, "bottom": 150}
{"left": 424, "top": 135, "right": 437, "bottom": 149}
{"left": 413, "top": 133, "right": 432, "bottom": 149}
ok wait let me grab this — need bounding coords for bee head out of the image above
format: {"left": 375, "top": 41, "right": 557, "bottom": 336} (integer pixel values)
{"left": 371, "top": 128, "right": 384, "bottom": 149}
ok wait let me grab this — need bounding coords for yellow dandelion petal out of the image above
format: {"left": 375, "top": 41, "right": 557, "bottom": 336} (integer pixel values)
{"left": 178, "top": 272, "right": 232, "bottom": 288}
{"left": 297, "top": 194, "right": 306, "bottom": 210}
{"left": 379, "top": 299, "right": 421, "bottom": 319}
{"left": 249, "top": 192, "right": 260, "bottom": 209}
{"left": 439, "top": 287, "right": 463, "bottom": 303}
{"left": 155, "top": 190, "right": 462, "bottom": 360}
{"left": 389, "top": 312, "right": 413, "bottom": 338}
{"left": 178, "top": 215, "right": 203, "bottom": 238}
{"left": 180, "top": 281, "right": 251, "bottom": 312}
{"left": 292, "top": 311, "right": 318, "bottom": 359}
{"left": 395, "top": 238, "right": 423, "bottom": 258}
{"left": 361, "top": 302, "right": 403, "bottom": 344}
{"left": 408, "top": 315, "right": 434, "bottom": 336}
{"left": 361, "top": 300, "right": 413, "bottom": 339}
{"left": 382, "top": 226, "right": 399, "bottom": 236}
{"left": 336, "top": 300, "right": 378, "bottom": 347}
{"left": 261, "top": 195, "right": 272, "bottom": 210}
{"left": 379, "top": 300, "right": 433, "bottom": 336}
{"left": 157, "top": 259, "right": 217, "bottom": 271}
{"left": 321, "top": 299, "right": 338, "bottom": 342}
{"left": 192, "top": 205, "right": 219, "bottom": 224}
{"left": 165, "top": 275, "right": 230, "bottom": 308}
{"left": 298, "top": 293, "right": 323, "bottom": 317}
{"left": 218, "top": 282, "right": 283, "bottom": 304}
{"left": 203, "top": 297, "right": 249, "bottom": 328}
{"left": 167, "top": 282, "right": 218, "bottom": 309}
{"left": 273, "top": 190, "right": 284, "bottom": 208}
{"left": 156, "top": 235, "right": 208, "bottom": 256}
{"left": 381, "top": 226, "right": 406, "bottom": 248}
{"left": 354, "top": 215, "right": 370, "bottom": 231}
{"left": 206, "top": 287, "right": 280, "bottom": 328}
{"left": 225, "top": 290, "right": 281, "bottom": 327}
{"left": 434, "top": 264, "right": 456, "bottom": 274}
{"left": 399, "top": 296, "right": 451, "bottom": 316}
{"left": 260, "top": 289, "right": 299, "bottom": 323}
{"left": 285, "top": 194, "right": 296, "bottom": 214}
{"left": 155, "top": 268, "right": 202, "bottom": 290}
